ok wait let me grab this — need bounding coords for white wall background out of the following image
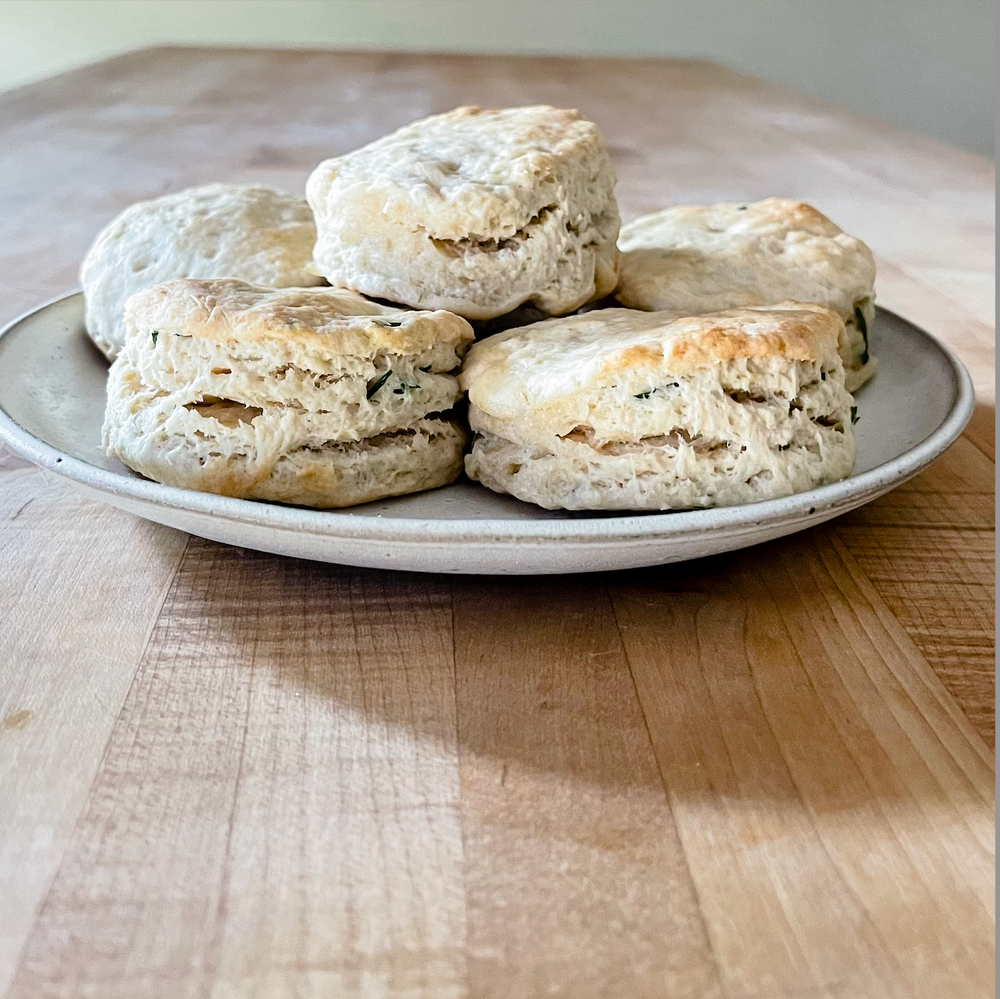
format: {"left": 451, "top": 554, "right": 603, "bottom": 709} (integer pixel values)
{"left": 0, "top": 0, "right": 993, "bottom": 156}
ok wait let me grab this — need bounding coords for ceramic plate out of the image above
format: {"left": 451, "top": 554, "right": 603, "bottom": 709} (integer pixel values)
{"left": 0, "top": 294, "right": 974, "bottom": 574}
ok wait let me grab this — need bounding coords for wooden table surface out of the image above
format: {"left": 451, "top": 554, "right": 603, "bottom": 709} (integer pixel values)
{"left": 0, "top": 48, "right": 994, "bottom": 999}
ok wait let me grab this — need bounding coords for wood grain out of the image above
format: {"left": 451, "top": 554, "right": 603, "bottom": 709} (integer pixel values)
{"left": 452, "top": 578, "right": 722, "bottom": 998}
{"left": 835, "top": 440, "right": 996, "bottom": 745}
{"left": 0, "top": 470, "right": 189, "bottom": 996}
{"left": 8, "top": 543, "right": 467, "bottom": 999}
{"left": 610, "top": 540, "right": 994, "bottom": 999}
{"left": 0, "top": 48, "right": 993, "bottom": 999}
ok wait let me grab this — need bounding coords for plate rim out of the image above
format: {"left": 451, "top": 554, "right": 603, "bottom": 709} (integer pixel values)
{"left": 0, "top": 291, "right": 976, "bottom": 545}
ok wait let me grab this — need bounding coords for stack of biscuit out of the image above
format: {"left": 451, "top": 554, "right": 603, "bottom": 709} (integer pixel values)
{"left": 461, "top": 304, "right": 856, "bottom": 510}
{"left": 103, "top": 281, "right": 472, "bottom": 507}
{"left": 88, "top": 103, "right": 876, "bottom": 512}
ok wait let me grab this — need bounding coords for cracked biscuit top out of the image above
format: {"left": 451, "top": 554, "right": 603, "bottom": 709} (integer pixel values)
{"left": 461, "top": 302, "right": 847, "bottom": 422}
{"left": 306, "top": 105, "right": 621, "bottom": 320}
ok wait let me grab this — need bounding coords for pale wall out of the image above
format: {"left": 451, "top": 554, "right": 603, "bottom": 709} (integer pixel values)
{"left": 0, "top": 0, "right": 993, "bottom": 156}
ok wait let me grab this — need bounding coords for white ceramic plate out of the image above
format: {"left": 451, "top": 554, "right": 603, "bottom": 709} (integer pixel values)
{"left": 0, "top": 293, "right": 974, "bottom": 574}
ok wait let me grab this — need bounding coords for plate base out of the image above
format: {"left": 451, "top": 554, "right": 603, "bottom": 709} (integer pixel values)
{"left": 0, "top": 294, "right": 974, "bottom": 573}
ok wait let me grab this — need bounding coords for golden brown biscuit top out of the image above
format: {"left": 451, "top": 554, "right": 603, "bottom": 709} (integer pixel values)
{"left": 461, "top": 304, "right": 847, "bottom": 414}
{"left": 635, "top": 198, "right": 842, "bottom": 238}
{"left": 307, "top": 104, "right": 612, "bottom": 242}
{"left": 125, "top": 279, "right": 474, "bottom": 356}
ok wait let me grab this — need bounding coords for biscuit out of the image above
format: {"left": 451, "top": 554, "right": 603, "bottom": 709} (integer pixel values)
{"left": 460, "top": 304, "right": 856, "bottom": 510}
{"left": 103, "top": 279, "right": 473, "bottom": 507}
{"left": 615, "top": 198, "right": 877, "bottom": 390}
{"left": 306, "top": 105, "right": 620, "bottom": 320}
{"left": 81, "top": 184, "right": 324, "bottom": 360}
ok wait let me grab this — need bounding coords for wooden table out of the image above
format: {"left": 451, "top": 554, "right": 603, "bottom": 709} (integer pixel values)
{"left": 0, "top": 49, "right": 994, "bottom": 999}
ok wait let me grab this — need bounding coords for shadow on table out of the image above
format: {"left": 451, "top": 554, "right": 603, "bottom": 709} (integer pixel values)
{"left": 158, "top": 472, "right": 992, "bottom": 817}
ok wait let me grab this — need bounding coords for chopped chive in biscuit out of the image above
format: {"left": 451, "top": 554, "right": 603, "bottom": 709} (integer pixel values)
{"left": 366, "top": 370, "right": 392, "bottom": 398}
{"left": 853, "top": 300, "right": 870, "bottom": 364}
{"left": 635, "top": 382, "right": 680, "bottom": 399}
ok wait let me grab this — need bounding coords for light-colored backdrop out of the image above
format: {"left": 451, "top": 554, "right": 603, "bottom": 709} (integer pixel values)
{"left": 0, "top": 0, "right": 994, "bottom": 156}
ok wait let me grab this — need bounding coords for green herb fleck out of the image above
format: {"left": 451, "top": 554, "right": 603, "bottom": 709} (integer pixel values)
{"left": 393, "top": 382, "right": 420, "bottom": 395}
{"left": 366, "top": 370, "right": 392, "bottom": 399}
{"left": 634, "top": 381, "right": 679, "bottom": 400}
{"left": 853, "top": 301, "right": 870, "bottom": 365}
{"left": 375, "top": 320, "right": 404, "bottom": 328}
{"left": 850, "top": 405, "right": 859, "bottom": 425}
{"left": 151, "top": 329, "right": 160, "bottom": 345}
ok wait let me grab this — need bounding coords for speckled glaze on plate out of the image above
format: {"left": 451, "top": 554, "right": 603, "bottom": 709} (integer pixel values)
{"left": 0, "top": 294, "right": 974, "bottom": 574}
